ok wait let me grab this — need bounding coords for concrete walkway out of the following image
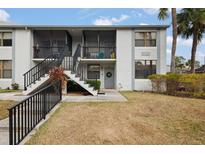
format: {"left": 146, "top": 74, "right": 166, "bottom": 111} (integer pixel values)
{"left": 0, "top": 118, "right": 9, "bottom": 145}
{"left": 0, "top": 92, "right": 28, "bottom": 101}
{"left": 62, "top": 89, "right": 127, "bottom": 102}
{"left": 0, "top": 92, "right": 27, "bottom": 145}
{"left": 0, "top": 90, "right": 127, "bottom": 102}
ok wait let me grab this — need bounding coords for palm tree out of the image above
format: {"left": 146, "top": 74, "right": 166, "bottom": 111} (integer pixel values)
{"left": 158, "top": 8, "right": 177, "bottom": 73}
{"left": 177, "top": 8, "right": 205, "bottom": 73}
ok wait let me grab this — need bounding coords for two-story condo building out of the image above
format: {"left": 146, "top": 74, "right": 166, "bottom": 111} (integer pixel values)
{"left": 0, "top": 24, "right": 168, "bottom": 95}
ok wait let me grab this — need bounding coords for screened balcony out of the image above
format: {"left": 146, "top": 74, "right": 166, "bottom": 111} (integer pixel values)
{"left": 82, "top": 31, "right": 116, "bottom": 59}
{"left": 33, "top": 30, "right": 72, "bottom": 58}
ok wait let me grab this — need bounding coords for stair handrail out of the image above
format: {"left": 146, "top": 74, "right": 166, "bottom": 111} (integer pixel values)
{"left": 23, "top": 53, "right": 62, "bottom": 90}
{"left": 72, "top": 44, "right": 81, "bottom": 72}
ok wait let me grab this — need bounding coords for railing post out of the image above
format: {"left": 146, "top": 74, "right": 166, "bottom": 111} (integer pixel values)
{"left": 60, "top": 80, "right": 62, "bottom": 101}
{"left": 80, "top": 46, "right": 83, "bottom": 58}
{"left": 43, "top": 91, "right": 46, "bottom": 119}
{"left": 9, "top": 109, "right": 13, "bottom": 145}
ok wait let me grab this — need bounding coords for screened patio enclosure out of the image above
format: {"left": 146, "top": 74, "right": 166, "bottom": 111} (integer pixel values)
{"left": 33, "top": 30, "right": 72, "bottom": 58}
{"left": 82, "top": 30, "right": 116, "bottom": 59}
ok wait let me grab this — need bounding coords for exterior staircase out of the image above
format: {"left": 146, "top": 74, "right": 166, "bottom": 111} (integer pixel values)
{"left": 64, "top": 70, "right": 97, "bottom": 96}
{"left": 23, "top": 45, "right": 98, "bottom": 96}
{"left": 22, "top": 74, "right": 50, "bottom": 95}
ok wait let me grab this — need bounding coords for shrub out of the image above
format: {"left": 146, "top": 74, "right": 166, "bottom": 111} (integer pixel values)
{"left": 165, "top": 74, "right": 181, "bottom": 95}
{"left": 149, "top": 73, "right": 205, "bottom": 98}
{"left": 86, "top": 80, "right": 101, "bottom": 91}
{"left": 178, "top": 74, "right": 205, "bottom": 93}
{"left": 11, "top": 83, "right": 19, "bottom": 90}
{"left": 49, "top": 66, "right": 66, "bottom": 90}
{"left": 148, "top": 74, "right": 166, "bottom": 93}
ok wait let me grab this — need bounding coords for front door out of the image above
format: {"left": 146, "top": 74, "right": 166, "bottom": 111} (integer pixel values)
{"left": 104, "top": 67, "right": 114, "bottom": 89}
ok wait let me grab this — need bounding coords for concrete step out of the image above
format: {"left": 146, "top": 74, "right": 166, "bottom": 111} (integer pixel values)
{"left": 64, "top": 70, "right": 97, "bottom": 96}
{"left": 22, "top": 75, "right": 50, "bottom": 95}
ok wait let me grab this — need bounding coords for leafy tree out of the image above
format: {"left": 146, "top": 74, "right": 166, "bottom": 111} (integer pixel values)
{"left": 177, "top": 8, "right": 205, "bottom": 73}
{"left": 158, "top": 8, "right": 177, "bottom": 73}
{"left": 175, "top": 56, "right": 186, "bottom": 70}
{"left": 186, "top": 59, "right": 200, "bottom": 70}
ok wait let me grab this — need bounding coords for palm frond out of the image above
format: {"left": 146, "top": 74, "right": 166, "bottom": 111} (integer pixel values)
{"left": 158, "top": 8, "right": 169, "bottom": 20}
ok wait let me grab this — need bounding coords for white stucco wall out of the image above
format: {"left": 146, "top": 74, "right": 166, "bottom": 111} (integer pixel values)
{"left": 0, "top": 47, "right": 12, "bottom": 60}
{"left": 0, "top": 30, "right": 13, "bottom": 89}
{"left": 13, "top": 29, "right": 32, "bottom": 89}
{"left": 134, "top": 29, "right": 167, "bottom": 91}
{"left": 116, "top": 29, "right": 134, "bottom": 90}
{"left": 0, "top": 79, "right": 12, "bottom": 89}
{"left": 0, "top": 47, "right": 12, "bottom": 88}
{"left": 157, "top": 29, "right": 167, "bottom": 74}
{"left": 135, "top": 47, "right": 157, "bottom": 60}
{"left": 134, "top": 79, "right": 152, "bottom": 91}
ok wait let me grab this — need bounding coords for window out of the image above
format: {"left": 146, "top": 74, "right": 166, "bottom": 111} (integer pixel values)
{"left": 135, "top": 60, "right": 156, "bottom": 79}
{"left": 87, "top": 64, "right": 100, "bottom": 79}
{"left": 135, "top": 32, "right": 156, "bottom": 47}
{"left": 0, "top": 32, "right": 12, "bottom": 46}
{"left": 0, "top": 60, "right": 12, "bottom": 78}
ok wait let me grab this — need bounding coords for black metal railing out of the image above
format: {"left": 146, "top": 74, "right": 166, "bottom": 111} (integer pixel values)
{"left": 61, "top": 44, "right": 87, "bottom": 81}
{"left": 8, "top": 80, "right": 62, "bottom": 145}
{"left": 82, "top": 46, "right": 116, "bottom": 59}
{"left": 23, "top": 54, "right": 62, "bottom": 90}
{"left": 33, "top": 46, "right": 71, "bottom": 59}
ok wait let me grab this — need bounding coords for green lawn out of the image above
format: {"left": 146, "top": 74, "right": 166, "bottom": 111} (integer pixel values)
{"left": 0, "top": 89, "right": 19, "bottom": 93}
{"left": 27, "top": 92, "right": 205, "bottom": 144}
{"left": 0, "top": 100, "right": 16, "bottom": 120}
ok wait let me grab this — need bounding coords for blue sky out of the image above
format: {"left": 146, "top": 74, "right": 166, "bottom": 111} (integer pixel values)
{"left": 0, "top": 8, "right": 205, "bottom": 65}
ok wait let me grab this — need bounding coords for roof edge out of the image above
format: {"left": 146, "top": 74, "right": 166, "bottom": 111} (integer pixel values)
{"left": 0, "top": 24, "right": 169, "bottom": 29}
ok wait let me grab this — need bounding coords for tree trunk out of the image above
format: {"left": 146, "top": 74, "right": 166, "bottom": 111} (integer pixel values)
{"left": 190, "top": 30, "right": 198, "bottom": 73}
{"left": 170, "top": 8, "right": 177, "bottom": 73}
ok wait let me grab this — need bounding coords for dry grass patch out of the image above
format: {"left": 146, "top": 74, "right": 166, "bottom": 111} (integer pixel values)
{"left": 0, "top": 100, "right": 16, "bottom": 120}
{"left": 27, "top": 92, "right": 205, "bottom": 144}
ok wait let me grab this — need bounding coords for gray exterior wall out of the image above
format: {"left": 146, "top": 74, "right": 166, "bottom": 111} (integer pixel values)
{"left": 13, "top": 29, "right": 32, "bottom": 89}
{"left": 157, "top": 29, "right": 167, "bottom": 74}
{"left": 134, "top": 29, "right": 167, "bottom": 91}
{"left": 116, "top": 29, "right": 134, "bottom": 90}
{"left": 0, "top": 30, "right": 13, "bottom": 89}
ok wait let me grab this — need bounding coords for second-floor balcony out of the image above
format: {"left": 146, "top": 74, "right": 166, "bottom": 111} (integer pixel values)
{"left": 82, "top": 46, "right": 116, "bottom": 59}
{"left": 33, "top": 46, "right": 71, "bottom": 59}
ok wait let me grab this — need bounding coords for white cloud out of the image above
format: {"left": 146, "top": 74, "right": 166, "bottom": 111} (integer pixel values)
{"left": 167, "top": 49, "right": 171, "bottom": 54}
{"left": 143, "top": 8, "right": 173, "bottom": 16}
{"left": 143, "top": 8, "right": 159, "bottom": 15}
{"left": 166, "top": 49, "right": 172, "bottom": 65}
{"left": 201, "top": 39, "right": 205, "bottom": 45}
{"left": 167, "top": 35, "right": 205, "bottom": 64}
{"left": 166, "top": 36, "right": 205, "bottom": 47}
{"left": 181, "top": 39, "right": 193, "bottom": 46}
{"left": 196, "top": 51, "right": 205, "bottom": 64}
{"left": 77, "top": 9, "right": 99, "bottom": 19}
{"left": 93, "top": 14, "right": 130, "bottom": 25}
{"left": 166, "top": 36, "right": 173, "bottom": 45}
{"left": 0, "top": 9, "right": 10, "bottom": 22}
{"left": 131, "top": 10, "right": 143, "bottom": 17}
{"left": 139, "top": 23, "right": 149, "bottom": 25}
{"left": 93, "top": 17, "right": 112, "bottom": 25}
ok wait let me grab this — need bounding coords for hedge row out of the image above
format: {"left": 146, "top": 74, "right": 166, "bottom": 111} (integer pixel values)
{"left": 148, "top": 73, "right": 205, "bottom": 99}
